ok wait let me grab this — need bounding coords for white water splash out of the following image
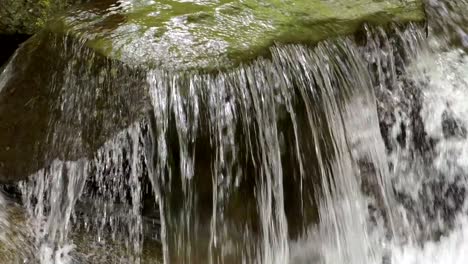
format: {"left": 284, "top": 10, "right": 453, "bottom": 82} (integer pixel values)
{"left": 39, "top": 244, "right": 76, "bottom": 264}
{"left": 392, "top": 216, "right": 468, "bottom": 264}
{"left": 388, "top": 43, "right": 468, "bottom": 264}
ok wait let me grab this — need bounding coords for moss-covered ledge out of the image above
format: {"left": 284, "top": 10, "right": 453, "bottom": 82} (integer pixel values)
{"left": 47, "top": 0, "right": 425, "bottom": 71}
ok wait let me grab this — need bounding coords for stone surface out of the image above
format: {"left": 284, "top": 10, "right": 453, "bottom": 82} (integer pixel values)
{"left": 0, "top": 32, "right": 150, "bottom": 183}
{"left": 0, "top": 0, "right": 86, "bottom": 34}
{"left": 50, "top": 0, "right": 425, "bottom": 70}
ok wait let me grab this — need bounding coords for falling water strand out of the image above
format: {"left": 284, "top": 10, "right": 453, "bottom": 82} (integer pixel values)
{"left": 143, "top": 33, "right": 425, "bottom": 263}
{"left": 20, "top": 159, "right": 88, "bottom": 263}
{"left": 18, "top": 33, "right": 416, "bottom": 263}
{"left": 19, "top": 123, "right": 149, "bottom": 263}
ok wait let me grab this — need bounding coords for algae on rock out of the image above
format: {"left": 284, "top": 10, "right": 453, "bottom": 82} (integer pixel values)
{"left": 0, "top": 0, "right": 84, "bottom": 34}
{"left": 48, "top": 0, "right": 425, "bottom": 70}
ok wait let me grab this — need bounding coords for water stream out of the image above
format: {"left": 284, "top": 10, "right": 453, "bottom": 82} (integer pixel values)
{"left": 2, "top": 0, "right": 468, "bottom": 263}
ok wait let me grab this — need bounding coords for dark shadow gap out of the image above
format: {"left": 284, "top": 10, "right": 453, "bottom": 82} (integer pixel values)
{"left": 0, "top": 34, "right": 31, "bottom": 67}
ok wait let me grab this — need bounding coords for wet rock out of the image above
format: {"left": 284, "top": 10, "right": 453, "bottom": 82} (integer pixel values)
{"left": 0, "top": 0, "right": 88, "bottom": 35}
{"left": 425, "top": 0, "right": 468, "bottom": 50}
{"left": 363, "top": 25, "right": 430, "bottom": 155}
{"left": 0, "top": 196, "right": 35, "bottom": 263}
{"left": 47, "top": 0, "right": 425, "bottom": 71}
{"left": 0, "top": 196, "right": 163, "bottom": 263}
{"left": 0, "top": 32, "right": 150, "bottom": 183}
{"left": 375, "top": 73, "right": 435, "bottom": 158}
{"left": 394, "top": 175, "right": 466, "bottom": 242}
{"left": 442, "top": 109, "right": 467, "bottom": 139}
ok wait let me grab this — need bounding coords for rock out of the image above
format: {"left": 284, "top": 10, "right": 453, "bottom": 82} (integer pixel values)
{"left": 0, "top": 0, "right": 87, "bottom": 35}
{"left": 0, "top": 194, "right": 163, "bottom": 263}
{"left": 48, "top": 0, "right": 425, "bottom": 70}
{"left": 442, "top": 108, "right": 467, "bottom": 139}
{"left": 0, "top": 32, "right": 150, "bottom": 183}
{"left": 394, "top": 175, "right": 466, "bottom": 242}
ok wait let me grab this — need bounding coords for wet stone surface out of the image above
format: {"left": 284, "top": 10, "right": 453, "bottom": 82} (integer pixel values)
{"left": 48, "top": 0, "right": 425, "bottom": 70}
{"left": 0, "top": 0, "right": 87, "bottom": 34}
{"left": 442, "top": 109, "right": 467, "bottom": 139}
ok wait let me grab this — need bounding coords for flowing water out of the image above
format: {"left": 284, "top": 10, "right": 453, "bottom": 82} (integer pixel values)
{"left": 2, "top": 0, "right": 468, "bottom": 263}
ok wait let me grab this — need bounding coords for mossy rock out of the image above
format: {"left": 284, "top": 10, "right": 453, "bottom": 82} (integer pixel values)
{"left": 0, "top": 0, "right": 86, "bottom": 34}
{"left": 48, "top": 0, "right": 425, "bottom": 70}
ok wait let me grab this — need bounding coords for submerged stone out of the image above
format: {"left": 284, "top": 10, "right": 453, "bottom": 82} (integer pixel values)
{"left": 50, "top": 0, "right": 425, "bottom": 70}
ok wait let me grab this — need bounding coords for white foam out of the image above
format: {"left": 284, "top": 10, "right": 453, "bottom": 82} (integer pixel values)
{"left": 388, "top": 42, "right": 468, "bottom": 264}
{"left": 40, "top": 244, "right": 76, "bottom": 264}
{"left": 392, "top": 216, "right": 468, "bottom": 264}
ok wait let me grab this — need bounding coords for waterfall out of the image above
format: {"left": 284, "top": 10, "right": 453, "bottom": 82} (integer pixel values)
{"left": 2, "top": 0, "right": 468, "bottom": 263}
{"left": 10, "top": 32, "right": 406, "bottom": 263}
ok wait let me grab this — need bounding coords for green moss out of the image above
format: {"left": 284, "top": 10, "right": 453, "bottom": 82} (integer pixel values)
{"left": 0, "top": 0, "right": 83, "bottom": 34}
{"left": 46, "top": 0, "right": 425, "bottom": 71}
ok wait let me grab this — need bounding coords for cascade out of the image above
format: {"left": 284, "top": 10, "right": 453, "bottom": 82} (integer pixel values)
{"left": 1, "top": 0, "right": 468, "bottom": 263}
